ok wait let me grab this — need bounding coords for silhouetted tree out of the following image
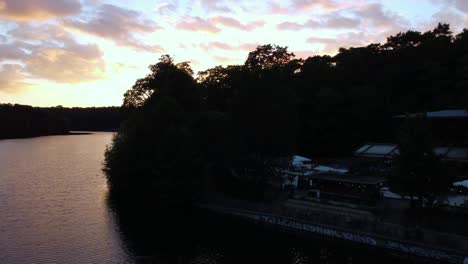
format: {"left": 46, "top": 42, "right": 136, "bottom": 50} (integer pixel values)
{"left": 105, "top": 55, "right": 203, "bottom": 206}
{"left": 390, "top": 116, "right": 454, "bottom": 209}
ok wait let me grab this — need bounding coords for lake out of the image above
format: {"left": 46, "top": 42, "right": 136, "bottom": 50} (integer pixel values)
{"left": 0, "top": 133, "right": 413, "bottom": 264}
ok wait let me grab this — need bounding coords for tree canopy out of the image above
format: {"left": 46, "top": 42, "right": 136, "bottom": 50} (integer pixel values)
{"left": 105, "top": 24, "right": 468, "bottom": 204}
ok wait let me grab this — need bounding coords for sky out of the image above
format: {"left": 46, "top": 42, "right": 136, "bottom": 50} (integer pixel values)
{"left": 0, "top": 0, "right": 467, "bottom": 107}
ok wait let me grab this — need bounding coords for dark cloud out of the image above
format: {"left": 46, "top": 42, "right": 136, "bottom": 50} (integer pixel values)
{"left": 0, "top": 0, "right": 81, "bottom": 21}
{"left": 64, "top": 4, "right": 163, "bottom": 52}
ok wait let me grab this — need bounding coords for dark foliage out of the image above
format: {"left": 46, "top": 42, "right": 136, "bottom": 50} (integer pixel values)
{"left": 390, "top": 116, "right": 455, "bottom": 209}
{"left": 105, "top": 24, "right": 468, "bottom": 204}
{"left": 0, "top": 104, "right": 68, "bottom": 139}
{"left": 45, "top": 106, "right": 122, "bottom": 131}
{"left": 0, "top": 104, "right": 122, "bottom": 139}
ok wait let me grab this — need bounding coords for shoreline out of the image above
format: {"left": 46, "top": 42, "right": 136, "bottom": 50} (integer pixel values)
{"left": 0, "top": 131, "right": 116, "bottom": 141}
{"left": 198, "top": 202, "right": 468, "bottom": 264}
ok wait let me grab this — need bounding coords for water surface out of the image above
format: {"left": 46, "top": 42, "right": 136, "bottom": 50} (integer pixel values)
{"left": 0, "top": 133, "right": 413, "bottom": 264}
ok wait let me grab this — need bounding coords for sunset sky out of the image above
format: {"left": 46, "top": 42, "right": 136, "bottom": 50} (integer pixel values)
{"left": 0, "top": 0, "right": 467, "bottom": 107}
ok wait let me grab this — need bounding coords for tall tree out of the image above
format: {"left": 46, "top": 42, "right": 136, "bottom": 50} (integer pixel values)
{"left": 390, "top": 116, "right": 454, "bottom": 209}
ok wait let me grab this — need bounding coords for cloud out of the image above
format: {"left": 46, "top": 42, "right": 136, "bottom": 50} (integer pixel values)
{"left": 307, "top": 32, "right": 373, "bottom": 54}
{"left": 25, "top": 41, "right": 105, "bottom": 83}
{"left": 64, "top": 4, "right": 163, "bottom": 52}
{"left": 176, "top": 16, "right": 221, "bottom": 33}
{"left": 0, "top": 43, "right": 27, "bottom": 60}
{"left": 111, "top": 63, "right": 138, "bottom": 74}
{"left": 454, "top": 0, "right": 468, "bottom": 12}
{"left": 291, "top": 0, "right": 339, "bottom": 11}
{"left": 199, "top": 41, "right": 259, "bottom": 52}
{"left": 2, "top": 23, "right": 107, "bottom": 84}
{"left": 0, "top": 64, "right": 30, "bottom": 92}
{"left": 0, "top": 0, "right": 81, "bottom": 21}
{"left": 8, "top": 23, "right": 67, "bottom": 41}
{"left": 154, "top": 2, "right": 177, "bottom": 14}
{"left": 432, "top": 0, "right": 468, "bottom": 12}
{"left": 211, "top": 16, "right": 265, "bottom": 31}
{"left": 277, "top": 14, "right": 360, "bottom": 30}
{"left": 353, "top": 3, "right": 407, "bottom": 30}
{"left": 293, "top": 50, "right": 316, "bottom": 59}
{"left": 198, "top": 0, "right": 232, "bottom": 13}
{"left": 176, "top": 16, "right": 265, "bottom": 33}
{"left": 278, "top": 3, "right": 407, "bottom": 32}
{"left": 268, "top": 2, "right": 289, "bottom": 14}
{"left": 431, "top": 9, "right": 465, "bottom": 31}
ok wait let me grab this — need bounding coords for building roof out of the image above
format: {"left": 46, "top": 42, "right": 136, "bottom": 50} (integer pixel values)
{"left": 395, "top": 109, "right": 468, "bottom": 119}
{"left": 454, "top": 180, "right": 468, "bottom": 189}
{"left": 354, "top": 143, "right": 468, "bottom": 162}
{"left": 292, "top": 155, "right": 311, "bottom": 165}
{"left": 306, "top": 172, "right": 386, "bottom": 185}
{"left": 354, "top": 143, "right": 399, "bottom": 158}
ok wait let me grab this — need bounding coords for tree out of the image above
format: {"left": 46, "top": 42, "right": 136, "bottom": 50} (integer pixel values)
{"left": 123, "top": 55, "right": 197, "bottom": 109}
{"left": 245, "top": 44, "right": 295, "bottom": 69}
{"left": 105, "top": 56, "right": 203, "bottom": 206}
{"left": 390, "top": 116, "right": 454, "bottom": 209}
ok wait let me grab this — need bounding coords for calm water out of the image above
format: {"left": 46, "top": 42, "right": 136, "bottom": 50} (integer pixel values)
{"left": 0, "top": 133, "right": 413, "bottom": 264}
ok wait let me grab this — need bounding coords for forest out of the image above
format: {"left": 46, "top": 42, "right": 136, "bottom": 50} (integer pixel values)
{"left": 104, "top": 24, "right": 468, "bottom": 204}
{"left": 0, "top": 104, "right": 122, "bottom": 139}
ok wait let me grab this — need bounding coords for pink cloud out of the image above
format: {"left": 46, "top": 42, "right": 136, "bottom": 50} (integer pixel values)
{"left": 0, "top": 64, "right": 30, "bottom": 92}
{"left": 455, "top": 0, "right": 468, "bottom": 12}
{"left": 277, "top": 14, "right": 359, "bottom": 30}
{"left": 176, "top": 16, "right": 221, "bottom": 33}
{"left": 0, "top": 43, "right": 27, "bottom": 60}
{"left": 291, "top": 0, "right": 339, "bottom": 11}
{"left": 268, "top": 2, "right": 289, "bottom": 14}
{"left": 25, "top": 41, "right": 105, "bottom": 83}
{"left": 353, "top": 3, "right": 407, "bottom": 30}
{"left": 64, "top": 4, "right": 163, "bottom": 52}
{"left": 176, "top": 16, "right": 264, "bottom": 33}
{"left": 307, "top": 32, "right": 372, "bottom": 54}
{"left": 199, "top": 42, "right": 259, "bottom": 52}
{"left": 0, "top": 0, "right": 81, "bottom": 21}
{"left": 3, "top": 24, "right": 107, "bottom": 85}
{"left": 211, "top": 16, "right": 265, "bottom": 31}
{"left": 294, "top": 50, "right": 316, "bottom": 59}
{"left": 277, "top": 21, "right": 305, "bottom": 30}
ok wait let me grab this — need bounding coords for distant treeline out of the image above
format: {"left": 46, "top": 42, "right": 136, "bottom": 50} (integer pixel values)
{"left": 0, "top": 104, "right": 122, "bottom": 139}
{"left": 45, "top": 106, "right": 122, "bottom": 132}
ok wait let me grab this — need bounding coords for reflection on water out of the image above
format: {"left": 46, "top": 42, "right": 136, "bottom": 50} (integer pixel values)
{"left": 0, "top": 133, "right": 412, "bottom": 264}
